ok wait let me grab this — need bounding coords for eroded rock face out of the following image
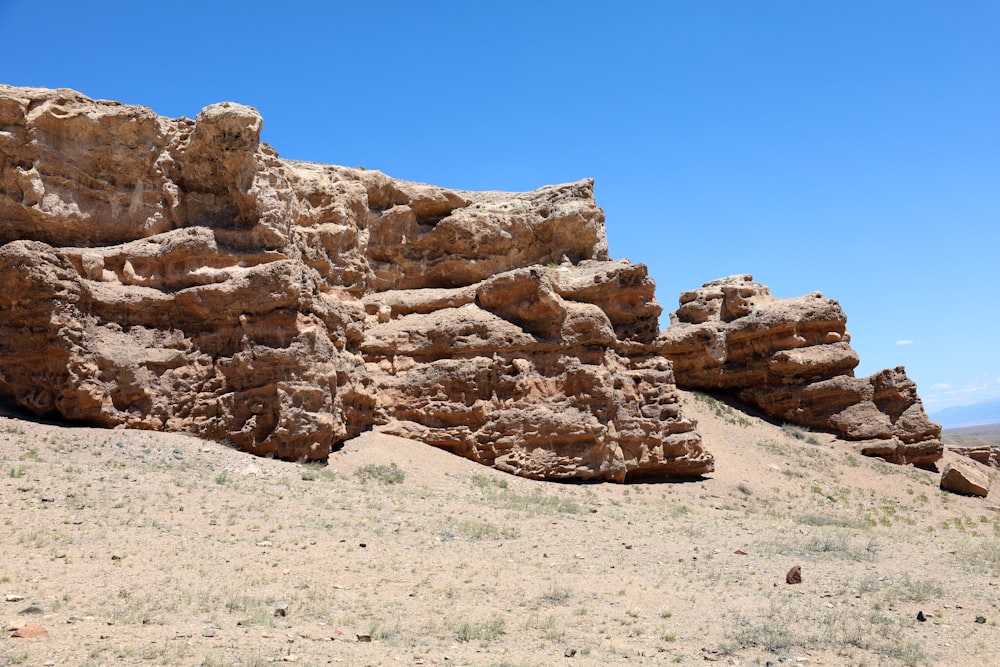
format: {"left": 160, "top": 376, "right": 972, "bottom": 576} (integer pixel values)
{"left": 0, "top": 234, "right": 374, "bottom": 461}
{"left": 0, "top": 84, "right": 711, "bottom": 478}
{"left": 361, "top": 262, "right": 710, "bottom": 481}
{"left": 660, "top": 275, "right": 942, "bottom": 467}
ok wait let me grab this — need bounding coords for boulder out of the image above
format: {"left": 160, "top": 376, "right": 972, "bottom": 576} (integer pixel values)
{"left": 0, "top": 84, "right": 711, "bottom": 479}
{"left": 661, "top": 275, "right": 942, "bottom": 467}
{"left": 940, "top": 461, "right": 990, "bottom": 497}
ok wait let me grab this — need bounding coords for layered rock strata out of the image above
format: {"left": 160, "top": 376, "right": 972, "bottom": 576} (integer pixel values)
{"left": 0, "top": 84, "right": 712, "bottom": 479}
{"left": 660, "top": 275, "right": 942, "bottom": 467}
{"left": 362, "top": 261, "right": 710, "bottom": 480}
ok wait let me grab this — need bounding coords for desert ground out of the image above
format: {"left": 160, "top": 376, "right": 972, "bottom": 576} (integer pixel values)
{"left": 1, "top": 392, "right": 998, "bottom": 667}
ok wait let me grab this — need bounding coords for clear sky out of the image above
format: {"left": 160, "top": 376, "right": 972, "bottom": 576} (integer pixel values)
{"left": 3, "top": 1, "right": 997, "bottom": 413}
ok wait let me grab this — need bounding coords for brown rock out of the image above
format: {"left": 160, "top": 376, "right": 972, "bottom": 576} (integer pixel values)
{"left": 10, "top": 623, "right": 48, "bottom": 638}
{"left": 661, "top": 275, "right": 942, "bottom": 467}
{"left": 785, "top": 565, "right": 802, "bottom": 584}
{"left": 948, "top": 445, "right": 1000, "bottom": 469}
{"left": 940, "top": 461, "right": 990, "bottom": 497}
{"left": 362, "top": 261, "right": 713, "bottom": 481}
{"left": 0, "top": 84, "right": 712, "bottom": 480}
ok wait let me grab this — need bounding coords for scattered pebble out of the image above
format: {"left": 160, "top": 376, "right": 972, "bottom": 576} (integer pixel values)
{"left": 274, "top": 601, "right": 289, "bottom": 617}
{"left": 917, "top": 611, "right": 926, "bottom": 622}
{"left": 975, "top": 615, "right": 986, "bottom": 624}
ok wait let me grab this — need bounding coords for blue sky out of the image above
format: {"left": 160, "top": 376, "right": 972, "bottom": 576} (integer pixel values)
{"left": 3, "top": 1, "right": 997, "bottom": 413}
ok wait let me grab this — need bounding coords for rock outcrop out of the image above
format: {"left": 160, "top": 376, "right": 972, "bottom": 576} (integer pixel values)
{"left": 0, "top": 84, "right": 712, "bottom": 480}
{"left": 947, "top": 445, "right": 1000, "bottom": 470}
{"left": 660, "top": 275, "right": 942, "bottom": 467}
{"left": 362, "top": 261, "right": 708, "bottom": 480}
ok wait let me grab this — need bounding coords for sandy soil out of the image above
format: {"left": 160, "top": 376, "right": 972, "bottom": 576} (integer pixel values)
{"left": 1, "top": 391, "right": 998, "bottom": 666}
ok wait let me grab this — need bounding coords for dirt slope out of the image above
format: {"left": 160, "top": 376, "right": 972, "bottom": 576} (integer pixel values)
{"left": 1, "top": 392, "right": 998, "bottom": 666}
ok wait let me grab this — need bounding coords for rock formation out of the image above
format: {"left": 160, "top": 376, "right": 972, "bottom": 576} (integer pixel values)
{"left": 660, "top": 275, "right": 943, "bottom": 467}
{"left": 362, "top": 261, "right": 708, "bottom": 480}
{"left": 0, "top": 84, "right": 712, "bottom": 480}
{"left": 947, "top": 445, "right": 1000, "bottom": 470}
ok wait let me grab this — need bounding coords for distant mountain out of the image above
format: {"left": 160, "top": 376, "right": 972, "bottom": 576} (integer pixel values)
{"left": 931, "top": 398, "right": 1000, "bottom": 429}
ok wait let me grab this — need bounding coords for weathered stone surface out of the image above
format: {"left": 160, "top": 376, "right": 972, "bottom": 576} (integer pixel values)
{"left": 0, "top": 84, "right": 711, "bottom": 478}
{"left": 661, "top": 275, "right": 942, "bottom": 467}
{"left": 362, "top": 261, "right": 711, "bottom": 481}
{"left": 0, "top": 234, "right": 374, "bottom": 461}
{"left": 940, "top": 460, "right": 990, "bottom": 497}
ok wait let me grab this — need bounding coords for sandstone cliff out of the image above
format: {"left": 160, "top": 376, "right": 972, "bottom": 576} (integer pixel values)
{"left": 0, "top": 85, "right": 711, "bottom": 480}
{"left": 660, "top": 275, "right": 943, "bottom": 467}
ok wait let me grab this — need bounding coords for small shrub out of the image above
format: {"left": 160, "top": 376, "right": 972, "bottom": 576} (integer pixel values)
{"left": 471, "top": 473, "right": 508, "bottom": 489}
{"left": 795, "top": 512, "right": 867, "bottom": 529}
{"left": 782, "top": 423, "right": 821, "bottom": 445}
{"left": 456, "top": 615, "right": 506, "bottom": 642}
{"left": 540, "top": 586, "right": 573, "bottom": 605}
{"left": 299, "top": 462, "right": 337, "bottom": 482}
{"left": 0, "top": 422, "right": 25, "bottom": 435}
{"left": 355, "top": 463, "right": 405, "bottom": 485}
{"left": 440, "top": 519, "right": 518, "bottom": 541}
{"left": 692, "top": 392, "right": 753, "bottom": 427}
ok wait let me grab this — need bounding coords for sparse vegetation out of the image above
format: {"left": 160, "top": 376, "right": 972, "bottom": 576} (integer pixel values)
{"left": 471, "top": 473, "right": 508, "bottom": 489}
{"left": 782, "top": 422, "right": 822, "bottom": 445}
{"left": 354, "top": 462, "right": 405, "bottom": 485}
{"left": 721, "top": 596, "right": 930, "bottom": 665}
{"left": 0, "top": 394, "right": 995, "bottom": 665}
{"left": 456, "top": 615, "right": 506, "bottom": 642}
{"left": 691, "top": 392, "right": 754, "bottom": 427}
{"left": 439, "top": 518, "right": 519, "bottom": 541}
